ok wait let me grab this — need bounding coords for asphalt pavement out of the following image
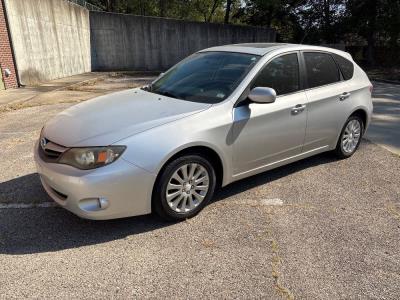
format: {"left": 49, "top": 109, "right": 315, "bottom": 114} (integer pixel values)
{"left": 0, "top": 79, "right": 399, "bottom": 299}
{"left": 366, "top": 81, "right": 400, "bottom": 155}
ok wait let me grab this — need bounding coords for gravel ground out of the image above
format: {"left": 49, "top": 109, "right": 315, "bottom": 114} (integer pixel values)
{"left": 0, "top": 103, "right": 72, "bottom": 204}
{"left": 0, "top": 74, "right": 154, "bottom": 113}
{"left": 0, "top": 141, "right": 399, "bottom": 299}
{"left": 0, "top": 79, "right": 399, "bottom": 299}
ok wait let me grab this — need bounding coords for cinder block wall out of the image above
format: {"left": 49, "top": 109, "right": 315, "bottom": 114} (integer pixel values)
{"left": 4, "top": 0, "right": 91, "bottom": 85}
{"left": 90, "top": 12, "right": 276, "bottom": 71}
{"left": 0, "top": 0, "right": 17, "bottom": 89}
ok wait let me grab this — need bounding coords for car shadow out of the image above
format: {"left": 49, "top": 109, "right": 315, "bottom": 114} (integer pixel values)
{"left": 0, "top": 149, "right": 340, "bottom": 255}
{"left": 214, "top": 150, "right": 338, "bottom": 201}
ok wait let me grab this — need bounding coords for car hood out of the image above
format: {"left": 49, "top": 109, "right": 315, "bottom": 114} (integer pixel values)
{"left": 43, "top": 88, "right": 212, "bottom": 147}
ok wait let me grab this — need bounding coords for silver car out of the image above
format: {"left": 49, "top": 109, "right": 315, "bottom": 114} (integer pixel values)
{"left": 35, "top": 43, "right": 373, "bottom": 221}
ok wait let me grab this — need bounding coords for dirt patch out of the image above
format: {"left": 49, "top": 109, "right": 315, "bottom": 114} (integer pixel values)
{"left": 0, "top": 73, "right": 155, "bottom": 113}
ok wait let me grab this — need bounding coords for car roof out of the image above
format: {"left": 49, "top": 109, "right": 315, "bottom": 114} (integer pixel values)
{"left": 199, "top": 43, "right": 352, "bottom": 60}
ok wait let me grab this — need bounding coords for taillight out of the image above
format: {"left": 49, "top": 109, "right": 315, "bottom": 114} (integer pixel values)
{"left": 369, "top": 85, "right": 373, "bottom": 93}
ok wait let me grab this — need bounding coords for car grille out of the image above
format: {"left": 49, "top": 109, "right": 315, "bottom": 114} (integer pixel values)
{"left": 42, "top": 148, "right": 62, "bottom": 159}
{"left": 38, "top": 138, "right": 68, "bottom": 162}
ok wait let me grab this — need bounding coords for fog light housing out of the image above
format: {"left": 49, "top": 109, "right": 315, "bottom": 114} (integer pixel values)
{"left": 79, "top": 197, "right": 109, "bottom": 212}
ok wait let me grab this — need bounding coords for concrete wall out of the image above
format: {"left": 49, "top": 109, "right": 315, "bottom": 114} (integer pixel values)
{"left": 90, "top": 12, "right": 275, "bottom": 71}
{"left": 4, "top": 0, "right": 91, "bottom": 85}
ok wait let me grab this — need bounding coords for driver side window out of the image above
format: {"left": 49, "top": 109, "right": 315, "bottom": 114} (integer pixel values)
{"left": 252, "top": 53, "right": 300, "bottom": 96}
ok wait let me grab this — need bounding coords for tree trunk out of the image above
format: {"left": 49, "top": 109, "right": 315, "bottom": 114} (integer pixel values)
{"left": 365, "top": 0, "right": 378, "bottom": 66}
{"left": 207, "top": 0, "right": 220, "bottom": 22}
{"left": 323, "top": 0, "right": 331, "bottom": 42}
{"left": 159, "top": 0, "right": 166, "bottom": 17}
{"left": 366, "top": 33, "right": 375, "bottom": 66}
{"left": 106, "top": 0, "right": 114, "bottom": 12}
{"left": 139, "top": 0, "right": 145, "bottom": 16}
{"left": 224, "top": 0, "right": 232, "bottom": 24}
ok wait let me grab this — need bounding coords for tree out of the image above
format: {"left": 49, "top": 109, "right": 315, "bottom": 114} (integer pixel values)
{"left": 346, "top": 0, "right": 380, "bottom": 65}
{"left": 224, "top": 0, "right": 232, "bottom": 23}
{"left": 192, "top": 0, "right": 224, "bottom": 22}
{"left": 159, "top": 0, "right": 166, "bottom": 17}
{"left": 85, "top": 0, "right": 400, "bottom": 67}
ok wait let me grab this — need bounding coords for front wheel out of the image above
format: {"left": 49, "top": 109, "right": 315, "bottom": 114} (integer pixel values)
{"left": 152, "top": 154, "right": 216, "bottom": 221}
{"left": 334, "top": 115, "right": 364, "bottom": 159}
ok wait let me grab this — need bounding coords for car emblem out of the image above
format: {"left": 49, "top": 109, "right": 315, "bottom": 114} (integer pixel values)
{"left": 40, "top": 137, "right": 48, "bottom": 149}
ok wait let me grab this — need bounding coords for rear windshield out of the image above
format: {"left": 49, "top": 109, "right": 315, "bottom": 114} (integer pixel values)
{"left": 147, "top": 52, "right": 260, "bottom": 104}
{"left": 333, "top": 54, "right": 354, "bottom": 80}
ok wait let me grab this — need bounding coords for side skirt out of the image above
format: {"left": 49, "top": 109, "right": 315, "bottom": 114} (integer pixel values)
{"left": 229, "top": 145, "right": 330, "bottom": 184}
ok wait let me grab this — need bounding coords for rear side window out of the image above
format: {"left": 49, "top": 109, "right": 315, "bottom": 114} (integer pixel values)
{"left": 304, "top": 52, "right": 340, "bottom": 88}
{"left": 252, "top": 53, "right": 300, "bottom": 96}
{"left": 333, "top": 54, "right": 354, "bottom": 80}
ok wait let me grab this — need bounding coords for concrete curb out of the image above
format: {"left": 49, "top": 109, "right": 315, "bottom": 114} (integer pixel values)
{"left": 363, "top": 138, "right": 400, "bottom": 157}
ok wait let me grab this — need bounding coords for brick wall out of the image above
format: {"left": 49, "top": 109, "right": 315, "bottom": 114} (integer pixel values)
{"left": 0, "top": 0, "right": 17, "bottom": 89}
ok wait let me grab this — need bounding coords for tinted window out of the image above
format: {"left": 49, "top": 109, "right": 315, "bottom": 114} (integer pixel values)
{"left": 333, "top": 54, "right": 354, "bottom": 80}
{"left": 252, "top": 53, "right": 300, "bottom": 95}
{"left": 148, "top": 52, "right": 260, "bottom": 103}
{"left": 304, "top": 52, "right": 340, "bottom": 88}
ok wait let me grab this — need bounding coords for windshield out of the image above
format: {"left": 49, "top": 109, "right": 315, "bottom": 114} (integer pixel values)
{"left": 146, "top": 52, "right": 260, "bottom": 103}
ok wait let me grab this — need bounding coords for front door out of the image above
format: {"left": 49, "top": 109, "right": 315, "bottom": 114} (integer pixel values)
{"left": 232, "top": 52, "right": 307, "bottom": 176}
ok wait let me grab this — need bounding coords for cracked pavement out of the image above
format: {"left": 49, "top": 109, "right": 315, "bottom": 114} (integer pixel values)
{"left": 0, "top": 79, "right": 399, "bottom": 298}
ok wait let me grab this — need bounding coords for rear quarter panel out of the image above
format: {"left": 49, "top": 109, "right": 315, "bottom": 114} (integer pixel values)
{"left": 329, "top": 63, "right": 373, "bottom": 149}
{"left": 347, "top": 64, "right": 373, "bottom": 128}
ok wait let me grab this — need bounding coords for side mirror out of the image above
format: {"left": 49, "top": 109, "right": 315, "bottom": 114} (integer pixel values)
{"left": 248, "top": 87, "right": 276, "bottom": 104}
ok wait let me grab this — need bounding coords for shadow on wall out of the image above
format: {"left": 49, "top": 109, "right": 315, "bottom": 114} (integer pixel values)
{"left": 0, "top": 150, "right": 339, "bottom": 256}
{"left": 19, "top": 68, "right": 44, "bottom": 86}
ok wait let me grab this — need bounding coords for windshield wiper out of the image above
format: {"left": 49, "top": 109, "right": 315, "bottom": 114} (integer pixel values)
{"left": 142, "top": 86, "right": 180, "bottom": 99}
{"left": 156, "top": 90, "right": 179, "bottom": 99}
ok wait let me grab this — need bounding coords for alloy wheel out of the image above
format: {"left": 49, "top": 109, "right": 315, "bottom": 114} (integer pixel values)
{"left": 342, "top": 119, "right": 361, "bottom": 154}
{"left": 165, "top": 163, "right": 210, "bottom": 213}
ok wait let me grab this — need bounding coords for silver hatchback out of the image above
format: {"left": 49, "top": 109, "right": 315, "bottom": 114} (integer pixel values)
{"left": 35, "top": 43, "right": 373, "bottom": 221}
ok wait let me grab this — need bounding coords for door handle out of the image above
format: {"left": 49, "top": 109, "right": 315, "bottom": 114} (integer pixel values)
{"left": 291, "top": 104, "right": 306, "bottom": 115}
{"left": 339, "top": 92, "right": 351, "bottom": 101}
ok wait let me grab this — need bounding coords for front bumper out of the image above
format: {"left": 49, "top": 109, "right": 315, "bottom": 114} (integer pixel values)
{"left": 34, "top": 141, "right": 156, "bottom": 220}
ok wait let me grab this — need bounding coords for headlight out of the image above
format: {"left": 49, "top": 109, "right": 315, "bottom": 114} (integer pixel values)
{"left": 59, "top": 146, "right": 126, "bottom": 170}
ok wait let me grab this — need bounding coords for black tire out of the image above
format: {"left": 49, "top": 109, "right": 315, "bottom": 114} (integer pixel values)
{"left": 334, "top": 115, "right": 364, "bottom": 159}
{"left": 152, "top": 154, "right": 216, "bottom": 221}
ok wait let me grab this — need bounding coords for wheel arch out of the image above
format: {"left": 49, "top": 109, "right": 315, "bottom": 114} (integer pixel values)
{"left": 151, "top": 143, "right": 227, "bottom": 203}
{"left": 349, "top": 108, "right": 368, "bottom": 132}
{"left": 334, "top": 106, "right": 369, "bottom": 149}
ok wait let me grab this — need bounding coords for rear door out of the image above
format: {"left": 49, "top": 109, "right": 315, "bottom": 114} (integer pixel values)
{"left": 301, "top": 51, "right": 351, "bottom": 152}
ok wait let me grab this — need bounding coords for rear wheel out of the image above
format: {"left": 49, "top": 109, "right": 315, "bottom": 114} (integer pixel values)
{"left": 334, "top": 115, "right": 364, "bottom": 158}
{"left": 153, "top": 154, "right": 216, "bottom": 221}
